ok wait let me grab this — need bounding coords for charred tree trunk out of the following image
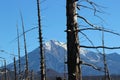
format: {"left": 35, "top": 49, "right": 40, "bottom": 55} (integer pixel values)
{"left": 66, "top": 0, "right": 82, "bottom": 80}
{"left": 37, "top": 0, "right": 46, "bottom": 80}
{"left": 14, "top": 57, "right": 17, "bottom": 80}
{"left": 4, "top": 60, "right": 7, "bottom": 80}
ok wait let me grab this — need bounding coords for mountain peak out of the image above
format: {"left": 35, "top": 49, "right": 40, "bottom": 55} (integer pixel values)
{"left": 45, "top": 40, "right": 66, "bottom": 51}
{"left": 48, "top": 40, "right": 65, "bottom": 46}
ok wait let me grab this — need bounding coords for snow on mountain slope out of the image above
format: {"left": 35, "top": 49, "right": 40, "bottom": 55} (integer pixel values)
{"left": 7, "top": 40, "right": 120, "bottom": 76}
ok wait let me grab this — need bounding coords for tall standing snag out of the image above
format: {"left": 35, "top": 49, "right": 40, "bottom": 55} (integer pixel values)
{"left": 16, "top": 24, "right": 21, "bottom": 75}
{"left": 102, "top": 30, "right": 111, "bottom": 80}
{"left": 4, "top": 59, "right": 7, "bottom": 80}
{"left": 20, "top": 13, "right": 29, "bottom": 80}
{"left": 14, "top": 57, "right": 17, "bottom": 80}
{"left": 66, "top": 0, "right": 82, "bottom": 80}
{"left": 37, "top": 0, "right": 46, "bottom": 80}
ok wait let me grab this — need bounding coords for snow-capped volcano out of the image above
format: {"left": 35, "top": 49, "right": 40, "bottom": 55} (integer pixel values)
{"left": 7, "top": 40, "right": 120, "bottom": 76}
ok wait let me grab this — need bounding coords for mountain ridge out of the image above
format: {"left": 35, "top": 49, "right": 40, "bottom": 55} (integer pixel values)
{"left": 7, "top": 40, "right": 120, "bottom": 76}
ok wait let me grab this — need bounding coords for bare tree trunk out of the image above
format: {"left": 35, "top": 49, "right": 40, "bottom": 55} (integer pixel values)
{"left": 66, "top": 0, "right": 82, "bottom": 80}
{"left": 64, "top": 50, "right": 67, "bottom": 80}
{"left": 20, "top": 13, "right": 29, "bottom": 80}
{"left": 16, "top": 24, "right": 21, "bottom": 75}
{"left": 30, "top": 70, "right": 34, "bottom": 80}
{"left": 14, "top": 57, "right": 17, "bottom": 80}
{"left": 4, "top": 60, "right": 7, "bottom": 80}
{"left": 102, "top": 30, "right": 111, "bottom": 80}
{"left": 37, "top": 0, "right": 46, "bottom": 80}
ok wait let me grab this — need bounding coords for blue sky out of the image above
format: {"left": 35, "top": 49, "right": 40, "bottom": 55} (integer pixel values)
{"left": 0, "top": 0, "right": 120, "bottom": 64}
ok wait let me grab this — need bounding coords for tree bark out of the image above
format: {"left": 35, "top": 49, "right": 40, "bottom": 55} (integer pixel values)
{"left": 20, "top": 12, "right": 29, "bottom": 80}
{"left": 14, "top": 57, "right": 17, "bottom": 80}
{"left": 66, "top": 0, "right": 82, "bottom": 80}
{"left": 16, "top": 24, "right": 21, "bottom": 75}
{"left": 37, "top": 0, "right": 46, "bottom": 80}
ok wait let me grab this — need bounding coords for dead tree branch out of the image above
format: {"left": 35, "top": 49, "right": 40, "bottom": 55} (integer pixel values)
{"left": 84, "top": 0, "right": 105, "bottom": 12}
{"left": 85, "top": 0, "right": 100, "bottom": 15}
{"left": 77, "top": 15, "right": 99, "bottom": 28}
{"left": 82, "top": 61, "right": 104, "bottom": 72}
{"left": 79, "top": 28, "right": 120, "bottom": 36}
{"left": 78, "top": 0, "right": 106, "bottom": 17}
{"left": 19, "top": 27, "right": 38, "bottom": 38}
{"left": 80, "top": 31, "right": 101, "bottom": 53}
{"left": 80, "top": 45, "right": 120, "bottom": 49}
{"left": 10, "top": 26, "right": 38, "bottom": 43}
{"left": 77, "top": 4, "right": 102, "bottom": 13}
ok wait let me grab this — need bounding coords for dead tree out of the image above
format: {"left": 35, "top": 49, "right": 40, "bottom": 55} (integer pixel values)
{"left": 102, "top": 30, "right": 111, "bottom": 80}
{"left": 16, "top": 24, "right": 21, "bottom": 75}
{"left": 66, "top": 0, "right": 82, "bottom": 80}
{"left": 64, "top": 50, "right": 67, "bottom": 80}
{"left": 66, "top": 0, "right": 120, "bottom": 80}
{"left": 4, "top": 59, "right": 7, "bottom": 80}
{"left": 0, "top": 57, "right": 7, "bottom": 80}
{"left": 0, "top": 58, "right": 7, "bottom": 80}
{"left": 30, "top": 70, "right": 34, "bottom": 80}
{"left": 14, "top": 57, "right": 17, "bottom": 80}
{"left": 37, "top": 0, "right": 46, "bottom": 80}
{"left": 20, "top": 13, "right": 29, "bottom": 80}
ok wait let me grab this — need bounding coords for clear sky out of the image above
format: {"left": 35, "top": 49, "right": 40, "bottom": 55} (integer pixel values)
{"left": 0, "top": 0, "right": 120, "bottom": 64}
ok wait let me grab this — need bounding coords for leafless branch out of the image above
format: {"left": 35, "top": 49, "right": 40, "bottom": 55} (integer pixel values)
{"left": 19, "top": 26, "right": 38, "bottom": 38}
{"left": 86, "top": 0, "right": 97, "bottom": 15}
{"left": 82, "top": 61, "right": 104, "bottom": 72}
{"left": 10, "top": 26, "right": 38, "bottom": 43}
{"left": 80, "top": 31, "right": 101, "bottom": 53}
{"left": 79, "top": 27, "right": 120, "bottom": 36}
{"left": 77, "top": 4, "right": 102, "bottom": 13}
{"left": 77, "top": 15, "right": 99, "bottom": 28}
{"left": 78, "top": 0, "right": 106, "bottom": 24}
{"left": 79, "top": 0, "right": 105, "bottom": 15}
{"left": 77, "top": 15, "right": 106, "bottom": 31}
{"left": 85, "top": 0, "right": 105, "bottom": 12}
{"left": 80, "top": 45, "right": 120, "bottom": 49}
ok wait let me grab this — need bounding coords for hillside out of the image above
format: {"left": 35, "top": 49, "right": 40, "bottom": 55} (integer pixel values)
{"left": 7, "top": 40, "right": 120, "bottom": 76}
